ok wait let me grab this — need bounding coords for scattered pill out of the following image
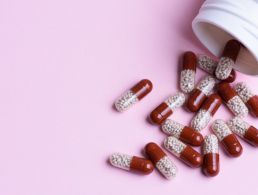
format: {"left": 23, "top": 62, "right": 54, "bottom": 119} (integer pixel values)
{"left": 145, "top": 142, "right": 177, "bottom": 179}
{"left": 114, "top": 79, "right": 153, "bottom": 112}
{"left": 164, "top": 136, "right": 203, "bottom": 168}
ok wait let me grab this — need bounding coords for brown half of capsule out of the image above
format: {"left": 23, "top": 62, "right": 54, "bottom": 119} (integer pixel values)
{"left": 145, "top": 142, "right": 166, "bottom": 165}
{"left": 224, "top": 69, "right": 236, "bottom": 83}
{"left": 222, "top": 40, "right": 241, "bottom": 62}
{"left": 221, "top": 134, "right": 243, "bottom": 157}
{"left": 150, "top": 103, "right": 173, "bottom": 125}
{"left": 130, "top": 156, "right": 154, "bottom": 174}
{"left": 131, "top": 79, "right": 153, "bottom": 100}
{"left": 202, "top": 94, "right": 222, "bottom": 116}
{"left": 202, "top": 153, "right": 219, "bottom": 177}
{"left": 180, "top": 126, "right": 204, "bottom": 146}
{"left": 182, "top": 51, "right": 197, "bottom": 71}
{"left": 244, "top": 126, "right": 258, "bottom": 147}
{"left": 180, "top": 146, "right": 203, "bottom": 168}
{"left": 247, "top": 96, "right": 258, "bottom": 117}
{"left": 217, "top": 82, "right": 237, "bottom": 102}
{"left": 187, "top": 89, "right": 207, "bottom": 112}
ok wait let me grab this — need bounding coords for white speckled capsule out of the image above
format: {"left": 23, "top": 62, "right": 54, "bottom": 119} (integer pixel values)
{"left": 197, "top": 54, "right": 218, "bottom": 74}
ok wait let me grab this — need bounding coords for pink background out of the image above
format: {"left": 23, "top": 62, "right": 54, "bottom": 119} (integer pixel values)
{"left": 0, "top": 0, "right": 258, "bottom": 194}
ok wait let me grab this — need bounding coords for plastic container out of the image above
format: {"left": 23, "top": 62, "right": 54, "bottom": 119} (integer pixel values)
{"left": 192, "top": 0, "right": 258, "bottom": 75}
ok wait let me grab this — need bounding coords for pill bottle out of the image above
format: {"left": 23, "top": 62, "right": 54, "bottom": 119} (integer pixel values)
{"left": 192, "top": 0, "right": 258, "bottom": 75}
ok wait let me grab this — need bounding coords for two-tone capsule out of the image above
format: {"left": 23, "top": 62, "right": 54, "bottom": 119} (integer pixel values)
{"left": 162, "top": 119, "right": 204, "bottom": 146}
{"left": 191, "top": 94, "right": 222, "bottom": 131}
{"left": 212, "top": 119, "right": 243, "bottom": 157}
{"left": 150, "top": 92, "right": 185, "bottom": 125}
{"left": 109, "top": 153, "right": 154, "bottom": 174}
{"left": 145, "top": 142, "right": 177, "bottom": 179}
{"left": 114, "top": 79, "right": 153, "bottom": 112}
{"left": 164, "top": 136, "right": 203, "bottom": 168}
{"left": 180, "top": 51, "right": 197, "bottom": 93}
{"left": 227, "top": 117, "right": 258, "bottom": 147}
{"left": 187, "top": 76, "right": 216, "bottom": 112}
{"left": 202, "top": 134, "right": 219, "bottom": 177}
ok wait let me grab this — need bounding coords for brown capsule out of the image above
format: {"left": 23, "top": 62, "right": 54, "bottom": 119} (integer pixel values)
{"left": 221, "top": 39, "right": 241, "bottom": 62}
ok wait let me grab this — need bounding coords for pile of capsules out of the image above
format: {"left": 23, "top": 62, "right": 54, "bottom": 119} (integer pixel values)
{"left": 109, "top": 40, "right": 258, "bottom": 179}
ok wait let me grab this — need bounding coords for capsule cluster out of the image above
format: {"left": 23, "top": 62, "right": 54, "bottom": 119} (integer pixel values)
{"left": 110, "top": 40, "right": 258, "bottom": 179}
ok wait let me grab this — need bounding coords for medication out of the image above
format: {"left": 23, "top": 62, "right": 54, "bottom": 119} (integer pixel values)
{"left": 150, "top": 92, "right": 185, "bottom": 125}
{"left": 191, "top": 94, "right": 221, "bottom": 131}
{"left": 215, "top": 40, "right": 241, "bottom": 80}
{"left": 162, "top": 119, "right": 204, "bottom": 146}
{"left": 187, "top": 76, "right": 216, "bottom": 112}
{"left": 217, "top": 82, "right": 248, "bottom": 117}
{"left": 145, "top": 142, "right": 177, "bottom": 179}
{"left": 212, "top": 119, "right": 243, "bottom": 157}
{"left": 164, "top": 136, "right": 203, "bottom": 168}
{"left": 202, "top": 134, "right": 219, "bottom": 177}
{"left": 227, "top": 117, "right": 258, "bottom": 147}
{"left": 109, "top": 153, "right": 154, "bottom": 174}
{"left": 115, "top": 79, "right": 153, "bottom": 112}
{"left": 235, "top": 82, "right": 258, "bottom": 117}
{"left": 180, "top": 51, "right": 196, "bottom": 93}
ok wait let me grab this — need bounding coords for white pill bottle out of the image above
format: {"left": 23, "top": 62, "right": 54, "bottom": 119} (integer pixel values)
{"left": 192, "top": 0, "right": 258, "bottom": 75}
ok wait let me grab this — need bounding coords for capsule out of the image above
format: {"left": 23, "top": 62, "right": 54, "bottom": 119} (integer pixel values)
{"left": 217, "top": 82, "right": 248, "bottom": 117}
{"left": 191, "top": 94, "right": 222, "bottom": 131}
{"left": 162, "top": 119, "right": 204, "bottom": 146}
{"left": 150, "top": 92, "right": 185, "bottom": 125}
{"left": 202, "top": 134, "right": 219, "bottom": 177}
{"left": 114, "top": 79, "right": 153, "bottom": 112}
{"left": 227, "top": 117, "right": 258, "bottom": 147}
{"left": 187, "top": 76, "right": 216, "bottom": 112}
{"left": 180, "top": 51, "right": 196, "bottom": 93}
{"left": 109, "top": 153, "right": 154, "bottom": 174}
{"left": 197, "top": 54, "right": 236, "bottom": 83}
{"left": 212, "top": 119, "right": 243, "bottom": 157}
{"left": 164, "top": 136, "right": 203, "bottom": 168}
{"left": 235, "top": 82, "right": 258, "bottom": 117}
{"left": 215, "top": 40, "right": 241, "bottom": 80}
{"left": 145, "top": 142, "right": 177, "bottom": 179}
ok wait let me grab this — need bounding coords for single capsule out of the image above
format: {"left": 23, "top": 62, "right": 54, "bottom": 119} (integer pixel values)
{"left": 114, "top": 79, "right": 153, "bottom": 112}
{"left": 164, "top": 136, "right": 203, "bottom": 168}
{"left": 217, "top": 82, "right": 248, "bottom": 117}
{"left": 150, "top": 92, "right": 185, "bottom": 125}
{"left": 215, "top": 40, "right": 241, "bottom": 80}
{"left": 191, "top": 94, "right": 222, "bottom": 131}
{"left": 227, "top": 117, "right": 258, "bottom": 147}
{"left": 180, "top": 51, "right": 197, "bottom": 93}
{"left": 109, "top": 153, "right": 154, "bottom": 174}
{"left": 212, "top": 119, "right": 243, "bottom": 157}
{"left": 202, "top": 134, "right": 219, "bottom": 177}
{"left": 145, "top": 142, "right": 177, "bottom": 179}
{"left": 187, "top": 76, "right": 216, "bottom": 112}
{"left": 235, "top": 82, "right": 258, "bottom": 117}
{"left": 162, "top": 119, "right": 204, "bottom": 146}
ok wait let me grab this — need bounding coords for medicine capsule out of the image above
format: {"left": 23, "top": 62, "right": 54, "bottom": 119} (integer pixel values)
{"left": 145, "top": 142, "right": 177, "bottom": 179}
{"left": 217, "top": 82, "right": 248, "bottom": 117}
{"left": 180, "top": 51, "right": 196, "bottom": 93}
{"left": 150, "top": 92, "right": 185, "bottom": 125}
{"left": 114, "top": 79, "right": 153, "bottom": 112}
{"left": 212, "top": 119, "right": 243, "bottom": 157}
{"left": 235, "top": 82, "right": 258, "bottom": 117}
{"left": 215, "top": 40, "right": 241, "bottom": 80}
{"left": 164, "top": 136, "right": 203, "bottom": 168}
{"left": 162, "top": 119, "right": 204, "bottom": 146}
{"left": 191, "top": 94, "right": 222, "bottom": 131}
{"left": 227, "top": 117, "right": 258, "bottom": 147}
{"left": 109, "top": 153, "right": 154, "bottom": 174}
{"left": 202, "top": 134, "right": 219, "bottom": 177}
{"left": 187, "top": 76, "right": 216, "bottom": 112}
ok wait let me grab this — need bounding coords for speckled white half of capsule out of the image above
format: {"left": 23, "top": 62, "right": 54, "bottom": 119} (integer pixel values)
{"left": 191, "top": 109, "right": 212, "bottom": 131}
{"left": 196, "top": 76, "right": 216, "bottom": 96}
{"left": 114, "top": 90, "right": 138, "bottom": 112}
{"left": 227, "top": 96, "right": 248, "bottom": 117}
{"left": 165, "top": 92, "right": 185, "bottom": 111}
{"left": 203, "top": 134, "right": 219, "bottom": 155}
{"left": 161, "top": 119, "right": 184, "bottom": 138}
{"left": 212, "top": 119, "right": 232, "bottom": 141}
{"left": 156, "top": 156, "right": 177, "bottom": 179}
{"left": 227, "top": 117, "right": 251, "bottom": 137}
{"left": 235, "top": 82, "right": 254, "bottom": 103}
{"left": 215, "top": 57, "right": 234, "bottom": 80}
{"left": 164, "top": 136, "right": 186, "bottom": 157}
{"left": 180, "top": 69, "right": 195, "bottom": 93}
{"left": 197, "top": 54, "right": 218, "bottom": 74}
{"left": 109, "top": 153, "right": 133, "bottom": 171}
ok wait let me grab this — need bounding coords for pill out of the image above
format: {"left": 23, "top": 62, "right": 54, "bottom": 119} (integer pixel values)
{"left": 235, "top": 82, "right": 258, "bottom": 117}
{"left": 145, "top": 142, "right": 177, "bottom": 179}
{"left": 191, "top": 93, "right": 222, "bottom": 131}
{"left": 164, "top": 136, "right": 203, "bottom": 168}
{"left": 187, "top": 76, "right": 216, "bottom": 112}
{"left": 202, "top": 134, "right": 219, "bottom": 177}
{"left": 162, "top": 119, "right": 204, "bottom": 146}
{"left": 217, "top": 82, "right": 248, "bottom": 117}
{"left": 180, "top": 51, "right": 196, "bottom": 93}
{"left": 212, "top": 119, "right": 243, "bottom": 157}
{"left": 227, "top": 117, "right": 258, "bottom": 147}
{"left": 109, "top": 153, "right": 154, "bottom": 174}
{"left": 197, "top": 54, "right": 236, "bottom": 83}
{"left": 150, "top": 92, "right": 185, "bottom": 125}
{"left": 114, "top": 79, "right": 153, "bottom": 112}
{"left": 215, "top": 40, "right": 241, "bottom": 80}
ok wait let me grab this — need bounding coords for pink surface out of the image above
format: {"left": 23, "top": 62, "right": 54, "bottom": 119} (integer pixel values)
{"left": 0, "top": 0, "right": 258, "bottom": 194}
